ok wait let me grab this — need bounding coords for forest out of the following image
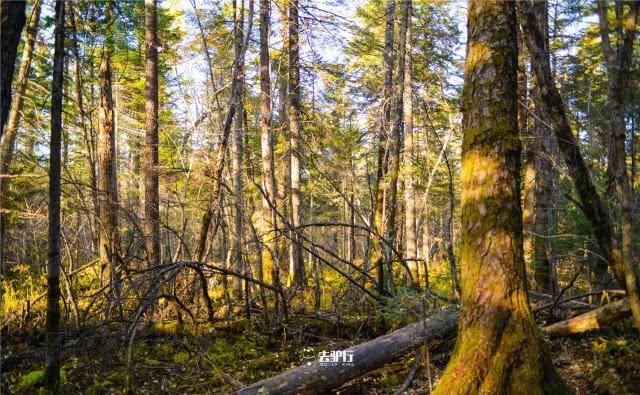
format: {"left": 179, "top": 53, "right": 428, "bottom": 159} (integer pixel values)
{"left": 1, "top": 0, "right": 640, "bottom": 393}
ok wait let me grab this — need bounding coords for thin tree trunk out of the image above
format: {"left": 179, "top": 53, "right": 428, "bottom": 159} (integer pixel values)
{"left": 230, "top": 0, "right": 246, "bottom": 298}
{"left": 70, "top": 6, "right": 99, "bottom": 253}
{"left": 288, "top": 0, "right": 304, "bottom": 287}
{"left": 144, "top": 0, "right": 160, "bottom": 266}
{"left": 530, "top": 0, "right": 555, "bottom": 293}
{"left": 0, "top": 0, "right": 26, "bottom": 138}
{"left": 520, "top": 0, "right": 640, "bottom": 330}
{"left": 259, "top": 0, "right": 278, "bottom": 286}
{"left": 402, "top": 0, "right": 417, "bottom": 287}
{"left": 433, "top": 2, "right": 568, "bottom": 393}
{"left": 369, "top": 0, "right": 395, "bottom": 296}
{"left": 45, "top": 1, "right": 65, "bottom": 391}
{"left": 0, "top": 0, "right": 42, "bottom": 272}
{"left": 596, "top": 0, "right": 640, "bottom": 331}
{"left": 384, "top": 0, "right": 410, "bottom": 290}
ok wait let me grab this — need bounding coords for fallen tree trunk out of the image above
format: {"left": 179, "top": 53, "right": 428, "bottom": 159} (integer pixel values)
{"left": 543, "top": 298, "right": 631, "bottom": 337}
{"left": 236, "top": 298, "right": 633, "bottom": 394}
{"left": 233, "top": 309, "right": 458, "bottom": 395}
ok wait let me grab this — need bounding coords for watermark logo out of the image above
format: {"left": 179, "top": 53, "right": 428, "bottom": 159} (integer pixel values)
{"left": 300, "top": 348, "right": 356, "bottom": 367}
{"left": 318, "top": 350, "right": 355, "bottom": 367}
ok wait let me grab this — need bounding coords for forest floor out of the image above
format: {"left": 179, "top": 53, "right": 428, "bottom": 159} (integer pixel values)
{"left": 2, "top": 308, "right": 639, "bottom": 395}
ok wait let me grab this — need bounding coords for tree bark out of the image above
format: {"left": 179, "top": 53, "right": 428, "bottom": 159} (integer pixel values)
{"left": 234, "top": 309, "right": 458, "bottom": 395}
{"left": 433, "top": 2, "right": 568, "bottom": 393}
{"left": 0, "top": 0, "right": 26, "bottom": 138}
{"left": 97, "top": 2, "right": 121, "bottom": 312}
{"left": 288, "top": 0, "right": 304, "bottom": 287}
{"left": 259, "top": 0, "right": 278, "bottom": 286}
{"left": 0, "top": 0, "right": 42, "bottom": 272}
{"left": 144, "top": 0, "right": 160, "bottom": 266}
{"left": 530, "top": 0, "right": 555, "bottom": 294}
{"left": 402, "top": 0, "right": 417, "bottom": 286}
{"left": 45, "top": 1, "right": 65, "bottom": 391}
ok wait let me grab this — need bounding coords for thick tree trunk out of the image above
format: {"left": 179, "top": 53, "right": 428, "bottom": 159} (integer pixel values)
{"left": 0, "top": 0, "right": 26, "bottom": 138}
{"left": 402, "top": 0, "right": 417, "bottom": 286}
{"left": 433, "top": 2, "right": 568, "bottom": 393}
{"left": 288, "top": 0, "right": 304, "bottom": 287}
{"left": 45, "top": 1, "right": 65, "bottom": 391}
{"left": 143, "top": 0, "right": 160, "bottom": 266}
{"left": 259, "top": 0, "right": 278, "bottom": 286}
{"left": 234, "top": 309, "right": 458, "bottom": 395}
{"left": 97, "top": 5, "right": 121, "bottom": 312}
{"left": 369, "top": 0, "right": 395, "bottom": 296}
{"left": 0, "top": 0, "right": 42, "bottom": 272}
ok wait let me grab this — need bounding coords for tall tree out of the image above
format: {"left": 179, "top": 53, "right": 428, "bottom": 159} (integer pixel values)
{"left": 259, "top": 0, "right": 278, "bottom": 285}
{"left": 0, "top": 0, "right": 42, "bottom": 271}
{"left": 596, "top": 0, "right": 640, "bottom": 327}
{"left": 386, "top": 0, "right": 410, "bottom": 287}
{"left": 433, "top": 1, "right": 567, "bottom": 393}
{"left": 45, "top": 1, "right": 65, "bottom": 391}
{"left": 288, "top": 0, "right": 304, "bottom": 287}
{"left": 0, "top": 0, "right": 26, "bottom": 138}
{"left": 144, "top": 0, "right": 160, "bottom": 266}
{"left": 231, "top": 0, "right": 246, "bottom": 297}
{"left": 369, "top": 0, "right": 395, "bottom": 295}
{"left": 530, "top": 0, "right": 555, "bottom": 293}
{"left": 403, "top": 0, "right": 417, "bottom": 285}
{"left": 97, "top": 1, "right": 121, "bottom": 311}
{"left": 519, "top": 0, "right": 640, "bottom": 330}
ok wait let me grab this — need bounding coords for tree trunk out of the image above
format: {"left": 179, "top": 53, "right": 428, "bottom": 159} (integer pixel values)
{"left": 369, "top": 0, "right": 395, "bottom": 296}
{"left": 45, "top": 1, "right": 65, "bottom": 391}
{"left": 433, "top": 2, "right": 568, "bottom": 393}
{"left": 234, "top": 309, "right": 458, "bottom": 395}
{"left": 520, "top": 0, "right": 640, "bottom": 330}
{"left": 143, "top": 0, "right": 160, "bottom": 266}
{"left": 70, "top": 5, "right": 99, "bottom": 253}
{"left": 530, "top": 0, "right": 555, "bottom": 294}
{"left": 230, "top": 0, "right": 246, "bottom": 298}
{"left": 288, "top": 0, "right": 304, "bottom": 287}
{"left": 596, "top": 0, "right": 640, "bottom": 331}
{"left": 542, "top": 298, "right": 631, "bottom": 337}
{"left": 259, "top": 0, "right": 278, "bottom": 286}
{"left": 97, "top": 3, "right": 121, "bottom": 313}
{"left": 402, "top": 3, "right": 417, "bottom": 286}
{"left": 0, "top": 0, "right": 42, "bottom": 272}
{"left": 0, "top": 0, "right": 26, "bottom": 138}
{"left": 386, "top": 0, "right": 410, "bottom": 286}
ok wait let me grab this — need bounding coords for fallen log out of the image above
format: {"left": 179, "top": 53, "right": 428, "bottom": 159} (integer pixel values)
{"left": 542, "top": 298, "right": 631, "bottom": 337}
{"left": 233, "top": 309, "right": 458, "bottom": 395}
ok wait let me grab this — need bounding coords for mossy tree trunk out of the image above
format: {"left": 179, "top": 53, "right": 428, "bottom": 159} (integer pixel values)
{"left": 432, "top": 1, "right": 568, "bottom": 393}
